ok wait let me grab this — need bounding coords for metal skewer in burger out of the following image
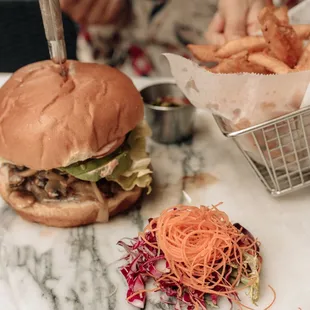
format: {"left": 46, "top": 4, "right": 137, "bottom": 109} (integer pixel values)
{"left": 38, "top": 0, "right": 68, "bottom": 78}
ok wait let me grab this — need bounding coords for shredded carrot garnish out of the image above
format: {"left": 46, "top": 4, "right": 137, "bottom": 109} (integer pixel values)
{"left": 264, "top": 285, "right": 276, "bottom": 310}
{"left": 141, "top": 205, "right": 260, "bottom": 295}
{"left": 138, "top": 204, "right": 263, "bottom": 307}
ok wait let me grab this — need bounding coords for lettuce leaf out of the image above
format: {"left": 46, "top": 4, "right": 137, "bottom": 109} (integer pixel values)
{"left": 107, "top": 121, "right": 153, "bottom": 193}
{"left": 229, "top": 252, "right": 260, "bottom": 305}
{"left": 59, "top": 147, "right": 132, "bottom": 182}
{"left": 59, "top": 121, "right": 153, "bottom": 192}
{"left": 243, "top": 252, "right": 260, "bottom": 305}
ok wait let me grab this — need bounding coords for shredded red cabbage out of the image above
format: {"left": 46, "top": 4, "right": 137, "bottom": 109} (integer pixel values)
{"left": 117, "top": 220, "right": 222, "bottom": 310}
{"left": 118, "top": 221, "right": 258, "bottom": 310}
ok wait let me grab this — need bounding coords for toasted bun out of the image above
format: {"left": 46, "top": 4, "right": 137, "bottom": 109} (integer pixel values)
{"left": 0, "top": 166, "right": 142, "bottom": 227}
{"left": 0, "top": 60, "right": 144, "bottom": 170}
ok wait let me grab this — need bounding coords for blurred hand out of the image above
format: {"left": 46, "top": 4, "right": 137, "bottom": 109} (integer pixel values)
{"left": 205, "top": 0, "right": 266, "bottom": 45}
{"left": 60, "top": 0, "right": 124, "bottom": 25}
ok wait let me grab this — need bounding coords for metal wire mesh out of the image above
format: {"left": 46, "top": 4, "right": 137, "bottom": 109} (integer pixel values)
{"left": 214, "top": 106, "right": 310, "bottom": 196}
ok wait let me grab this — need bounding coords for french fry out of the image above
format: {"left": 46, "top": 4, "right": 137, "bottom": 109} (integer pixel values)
{"left": 187, "top": 5, "right": 310, "bottom": 76}
{"left": 248, "top": 52, "right": 292, "bottom": 74}
{"left": 293, "top": 24, "right": 310, "bottom": 40}
{"left": 230, "top": 50, "right": 249, "bottom": 59}
{"left": 216, "top": 37, "right": 266, "bottom": 58}
{"left": 296, "top": 42, "right": 310, "bottom": 70}
{"left": 187, "top": 44, "right": 220, "bottom": 62}
{"left": 259, "top": 7, "right": 303, "bottom": 68}
{"left": 210, "top": 56, "right": 269, "bottom": 74}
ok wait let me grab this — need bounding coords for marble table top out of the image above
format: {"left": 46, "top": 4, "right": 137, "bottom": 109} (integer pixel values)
{"left": 0, "top": 74, "right": 310, "bottom": 310}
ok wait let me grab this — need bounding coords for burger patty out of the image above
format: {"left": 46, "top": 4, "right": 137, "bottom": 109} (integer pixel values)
{"left": 5, "top": 164, "right": 123, "bottom": 202}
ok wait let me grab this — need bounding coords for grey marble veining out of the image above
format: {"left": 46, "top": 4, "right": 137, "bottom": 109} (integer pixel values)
{"left": 0, "top": 111, "right": 221, "bottom": 310}
{"left": 1, "top": 111, "right": 310, "bottom": 310}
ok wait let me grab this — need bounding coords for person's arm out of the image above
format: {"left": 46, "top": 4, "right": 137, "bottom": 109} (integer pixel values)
{"left": 60, "top": 0, "right": 131, "bottom": 26}
{"left": 205, "top": 0, "right": 266, "bottom": 45}
{"left": 61, "top": 0, "right": 133, "bottom": 67}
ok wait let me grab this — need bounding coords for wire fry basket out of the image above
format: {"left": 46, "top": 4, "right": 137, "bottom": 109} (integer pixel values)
{"left": 214, "top": 106, "right": 310, "bottom": 196}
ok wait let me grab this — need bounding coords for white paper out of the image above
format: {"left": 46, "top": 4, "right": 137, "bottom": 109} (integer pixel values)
{"left": 295, "top": 0, "right": 310, "bottom": 109}
{"left": 164, "top": 53, "right": 310, "bottom": 170}
{"left": 289, "top": 0, "right": 310, "bottom": 24}
{"left": 165, "top": 54, "right": 310, "bottom": 125}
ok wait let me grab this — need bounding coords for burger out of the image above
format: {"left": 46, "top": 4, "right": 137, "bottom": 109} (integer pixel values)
{"left": 0, "top": 60, "right": 152, "bottom": 227}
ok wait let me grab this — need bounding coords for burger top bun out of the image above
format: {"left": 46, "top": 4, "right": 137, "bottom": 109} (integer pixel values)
{"left": 0, "top": 60, "right": 144, "bottom": 170}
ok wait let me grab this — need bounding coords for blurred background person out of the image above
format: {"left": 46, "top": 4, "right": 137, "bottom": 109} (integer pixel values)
{"left": 0, "top": 0, "right": 304, "bottom": 74}
{"left": 61, "top": 0, "right": 268, "bottom": 77}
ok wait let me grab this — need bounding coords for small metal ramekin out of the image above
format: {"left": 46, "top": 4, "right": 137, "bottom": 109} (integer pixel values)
{"left": 140, "top": 83, "right": 195, "bottom": 144}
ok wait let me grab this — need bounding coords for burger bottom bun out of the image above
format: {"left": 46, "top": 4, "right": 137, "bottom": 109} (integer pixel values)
{"left": 0, "top": 166, "right": 142, "bottom": 228}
